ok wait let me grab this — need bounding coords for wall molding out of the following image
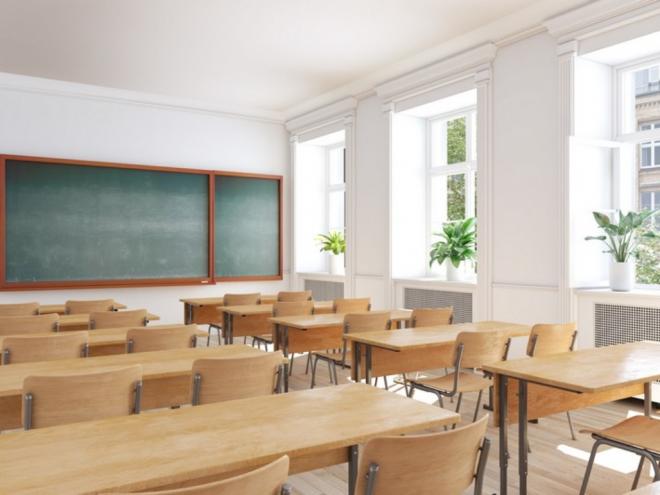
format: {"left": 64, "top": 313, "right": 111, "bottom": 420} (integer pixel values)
{"left": 0, "top": 72, "right": 285, "bottom": 124}
{"left": 284, "top": 97, "right": 358, "bottom": 136}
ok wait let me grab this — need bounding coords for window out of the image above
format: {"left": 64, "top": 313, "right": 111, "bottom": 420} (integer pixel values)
{"left": 326, "top": 144, "right": 346, "bottom": 235}
{"left": 428, "top": 110, "right": 477, "bottom": 275}
{"left": 640, "top": 122, "right": 660, "bottom": 168}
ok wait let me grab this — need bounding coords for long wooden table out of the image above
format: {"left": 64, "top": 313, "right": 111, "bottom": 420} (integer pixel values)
{"left": 345, "top": 321, "right": 531, "bottom": 382}
{"left": 58, "top": 311, "right": 160, "bottom": 331}
{"left": 0, "top": 383, "right": 459, "bottom": 495}
{"left": 180, "top": 294, "right": 278, "bottom": 324}
{"left": 0, "top": 325, "right": 208, "bottom": 357}
{"left": 38, "top": 302, "right": 127, "bottom": 315}
{"left": 0, "top": 345, "right": 269, "bottom": 430}
{"left": 270, "top": 310, "right": 414, "bottom": 356}
{"left": 221, "top": 302, "right": 334, "bottom": 344}
{"left": 483, "top": 341, "right": 660, "bottom": 495}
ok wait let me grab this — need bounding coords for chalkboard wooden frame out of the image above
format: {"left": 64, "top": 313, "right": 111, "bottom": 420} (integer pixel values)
{"left": 0, "top": 155, "right": 283, "bottom": 290}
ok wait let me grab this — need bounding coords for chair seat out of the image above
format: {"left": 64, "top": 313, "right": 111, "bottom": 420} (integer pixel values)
{"left": 312, "top": 350, "right": 349, "bottom": 366}
{"left": 410, "top": 372, "right": 492, "bottom": 394}
{"left": 253, "top": 334, "right": 273, "bottom": 343}
{"left": 581, "top": 416, "right": 660, "bottom": 454}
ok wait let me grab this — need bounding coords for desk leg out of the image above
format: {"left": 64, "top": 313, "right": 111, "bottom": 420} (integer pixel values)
{"left": 186, "top": 304, "right": 193, "bottom": 325}
{"left": 353, "top": 342, "right": 361, "bottom": 383}
{"left": 223, "top": 313, "right": 233, "bottom": 345}
{"left": 644, "top": 382, "right": 653, "bottom": 416}
{"left": 365, "top": 345, "right": 373, "bottom": 384}
{"left": 282, "top": 363, "right": 289, "bottom": 393}
{"left": 274, "top": 324, "right": 281, "bottom": 352}
{"left": 519, "top": 379, "right": 529, "bottom": 495}
{"left": 498, "top": 374, "right": 509, "bottom": 495}
{"left": 348, "top": 444, "right": 358, "bottom": 495}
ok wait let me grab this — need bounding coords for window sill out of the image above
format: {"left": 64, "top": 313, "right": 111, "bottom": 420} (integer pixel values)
{"left": 393, "top": 277, "right": 477, "bottom": 291}
{"left": 575, "top": 287, "right": 660, "bottom": 301}
{"left": 296, "top": 272, "right": 346, "bottom": 283}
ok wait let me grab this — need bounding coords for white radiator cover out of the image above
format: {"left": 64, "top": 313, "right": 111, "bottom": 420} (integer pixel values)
{"left": 403, "top": 288, "right": 473, "bottom": 323}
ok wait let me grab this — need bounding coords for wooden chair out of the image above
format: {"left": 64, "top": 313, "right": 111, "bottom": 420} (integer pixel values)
{"left": 410, "top": 307, "right": 454, "bottom": 327}
{"left": 103, "top": 455, "right": 292, "bottom": 495}
{"left": 0, "top": 302, "right": 39, "bottom": 317}
{"left": 311, "top": 311, "right": 391, "bottom": 388}
{"left": 207, "top": 293, "right": 262, "bottom": 346}
{"left": 527, "top": 322, "right": 578, "bottom": 440}
{"left": 90, "top": 309, "right": 148, "bottom": 329}
{"left": 252, "top": 301, "right": 314, "bottom": 359}
{"left": 2, "top": 332, "right": 89, "bottom": 364}
{"left": 333, "top": 298, "right": 371, "bottom": 313}
{"left": 191, "top": 351, "right": 284, "bottom": 405}
{"left": 356, "top": 415, "right": 490, "bottom": 495}
{"left": 277, "top": 290, "right": 312, "bottom": 302}
{"left": 408, "top": 331, "right": 511, "bottom": 424}
{"left": 126, "top": 325, "right": 198, "bottom": 353}
{"left": 0, "top": 314, "right": 59, "bottom": 336}
{"left": 580, "top": 416, "right": 660, "bottom": 495}
{"left": 65, "top": 299, "right": 115, "bottom": 314}
{"left": 22, "top": 365, "right": 143, "bottom": 429}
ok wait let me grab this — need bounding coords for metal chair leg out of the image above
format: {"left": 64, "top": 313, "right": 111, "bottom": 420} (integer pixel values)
{"left": 310, "top": 355, "right": 319, "bottom": 389}
{"left": 383, "top": 376, "right": 389, "bottom": 390}
{"left": 632, "top": 456, "right": 645, "bottom": 490}
{"left": 305, "top": 353, "right": 312, "bottom": 375}
{"left": 327, "top": 359, "right": 334, "bottom": 383}
{"left": 566, "top": 411, "right": 577, "bottom": 441}
{"left": 288, "top": 354, "right": 295, "bottom": 376}
{"left": 407, "top": 383, "right": 415, "bottom": 398}
{"left": 473, "top": 389, "right": 483, "bottom": 422}
{"left": 579, "top": 440, "right": 602, "bottom": 495}
{"left": 331, "top": 360, "right": 339, "bottom": 385}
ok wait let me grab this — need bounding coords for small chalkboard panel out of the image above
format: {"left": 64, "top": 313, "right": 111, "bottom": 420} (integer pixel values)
{"left": 215, "top": 175, "right": 281, "bottom": 279}
{"left": 3, "top": 159, "right": 210, "bottom": 284}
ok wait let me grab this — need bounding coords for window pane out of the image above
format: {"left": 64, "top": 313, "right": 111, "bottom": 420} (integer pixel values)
{"left": 328, "top": 147, "right": 344, "bottom": 185}
{"left": 641, "top": 144, "right": 652, "bottom": 167}
{"left": 447, "top": 175, "right": 466, "bottom": 220}
{"left": 447, "top": 117, "right": 466, "bottom": 165}
{"left": 655, "top": 143, "right": 660, "bottom": 166}
{"left": 431, "top": 174, "right": 466, "bottom": 227}
{"left": 641, "top": 191, "right": 652, "bottom": 210}
{"left": 328, "top": 190, "right": 344, "bottom": 232}
{"left": 636, "top": 189, "right": 660, "bottom": 285}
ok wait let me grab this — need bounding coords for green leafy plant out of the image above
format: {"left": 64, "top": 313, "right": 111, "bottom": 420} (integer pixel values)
{"left": 316, "top": 231, "right": 346, "bottom": 256}
{"left": 585, "top": 210, "right": 658, "bottom": 262}
{"left": 429, "top": 217, "right": 476, "bottom": 268}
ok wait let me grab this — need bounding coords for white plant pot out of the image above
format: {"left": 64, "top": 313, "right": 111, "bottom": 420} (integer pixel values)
{"left": 610, "top": 260, "right": 635, "bottom": 292}
{"left": 330, "top": 253, "right": 345, "bottom": 275}
{"left": 446, "top": 261, "right": 463, "bottom": 282}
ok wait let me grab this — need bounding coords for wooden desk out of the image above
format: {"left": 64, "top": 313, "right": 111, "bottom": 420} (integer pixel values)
{"left": 0, "top": 383, "right": 458, "bottom": 495}
{"left": 222, "top": 301, "right": 334, "bottom": 344}
{"left": 345, "top": 321, "right": 531, "bottom": 382}
{"left": 269, "top": 310, "right": 413, "bottom": 357}
{"left": 58, "top": 311, "right": 160, "bottom": 331}
{"left": 180, "top": 294, "right": 278, "bottom": 324}
{"left": 38, "top": 302, "right": 127, "bottom": 315}
{"left": 0, "top": 345, "right": 268, "bottom": 430}
{"left": 483, "top": 342, "right": 660, "bottom": 495}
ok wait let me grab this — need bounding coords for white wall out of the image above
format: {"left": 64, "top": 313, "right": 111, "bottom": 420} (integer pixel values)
{"left": 0, "top": 83, "right": 290, "bottom": 324}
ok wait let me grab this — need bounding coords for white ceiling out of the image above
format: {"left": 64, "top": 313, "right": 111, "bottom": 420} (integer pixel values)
{"left": 0, "top": 0, "right": 590, "bottom": 118}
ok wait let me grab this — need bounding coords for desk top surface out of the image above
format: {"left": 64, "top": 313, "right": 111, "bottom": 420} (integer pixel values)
{"left": 58, "top": 312, "right": 160, "bottom": 327}
{"left": 483, "top": 341, "right": 660, "bottom": 393}
{"left": 179, "top": 295, "right": 278, "bottom": 306}
{"left": 221, "top": 301, "right": 333, "bottom": 316}
{"left": 344, "top": 321, "right": 531, "bottom": 350}
{"left": 0, "top": 344, "right": 264, "bottom": 397}
{"left": 269, "top": 310, "right": 413, "bottom": 329}
{"left": 0, "top": 383, "right": 458, "bottom": 495}
{"left": 38, "top": 302, "right": 127, "bottom": 315}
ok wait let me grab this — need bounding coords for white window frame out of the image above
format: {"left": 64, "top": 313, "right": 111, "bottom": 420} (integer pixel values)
{"left": 325, "top": 143, "right": 346, "bottom": 235}
{"left": 425, "top": 106, "right": 477, "bottom": 277}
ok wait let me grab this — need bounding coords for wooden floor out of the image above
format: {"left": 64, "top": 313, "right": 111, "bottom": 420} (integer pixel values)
{"left": 282, "top": 349, "right": 658, "bottom": 495}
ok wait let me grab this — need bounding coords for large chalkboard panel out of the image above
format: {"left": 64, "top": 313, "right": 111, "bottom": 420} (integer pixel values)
{"left": 215, "top": 175, "right": 281, "bottom": 279}
{"left": 4, "top": 159, "right": 209, "bottom": 284}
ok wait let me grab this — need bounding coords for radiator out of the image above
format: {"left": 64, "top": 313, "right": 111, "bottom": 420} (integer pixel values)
{"left": 304, "top": 279, "right": 344, "bottom": 301}
{"left": 403, "top": 288, "right": 473, "bottom": 323}
{"left": 594, "top": 303, "right": 660, "bottom": 347}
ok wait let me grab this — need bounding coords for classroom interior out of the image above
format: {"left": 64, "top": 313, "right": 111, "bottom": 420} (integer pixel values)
{"left": 0, "top": 1, "right": 660, "bottom": 494}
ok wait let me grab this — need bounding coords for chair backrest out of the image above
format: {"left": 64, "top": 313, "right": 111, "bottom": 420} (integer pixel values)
{"left": 333, "top": 298, "right": 371, "bottom": 314}
{"left": 90, "top": 309, "right": 148, "bottom": 329}
{"left": 223, "top": 293, "right": 261, "bottom": 306}
{"left": 277, "top": 290, "right": 313, "bottom": 302}
{"left": 191, "top": 352, "right": 283, "bottom": 406}
{"left": 126, "top": 325, "right": 197, "bottom": 353}
{"left": 103, "top": 455, "right": 290, "bottom": 495}
{"left": 453, "top": 331, "right": 511, "bottom": 370}
{"left": 344, "top": 311, "right": 392, "bottom": 334}
{"left": 22, "top": 365, "right": 142, "bottom": 430}
{"left": 2, "top": 332, "right": 88, "bottom": 365}
{"left": 411, "top": 307, "right": 454, "bottom": 327}
{"left": 0, "top": 314, "right": 59, "bottom": 336}
{"left": 65, "top": 299, "right": 115, "bottom": 314}
{"left": 356, "top": 415, "right": 489, "bottom": 495}
{"left": 0, "top": 302, "right": 39, "bottom": 317}
{"left": 272, "top": 301, "right": 314, "bottom": 317}
{"left": 527, "top": 322, "right": 578, "bottom": 357}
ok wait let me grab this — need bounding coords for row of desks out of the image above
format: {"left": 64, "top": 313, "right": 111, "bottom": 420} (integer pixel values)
{"left": 56, "top": 311, "right": 160, "bottom": 331}
{"left": 38, "top": 302, "right": 128, "bottom": 315}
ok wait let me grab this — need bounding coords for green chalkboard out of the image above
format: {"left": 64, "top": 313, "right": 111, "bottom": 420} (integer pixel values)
{"left": 215, "top": 175, "right": 280, "bottom": 278}
{"left": 4, "top": 160, "right": 209, "bottom": 282}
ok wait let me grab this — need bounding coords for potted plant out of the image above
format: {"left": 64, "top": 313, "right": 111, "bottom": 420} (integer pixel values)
{"left": 429, "top": 217, "right": 476, "bottom": 281}
{"left": 585, "top": 210, "right": 657, "bottom": 291}
{"left": 316, "top": 231, "right": 346, "bottom": 275}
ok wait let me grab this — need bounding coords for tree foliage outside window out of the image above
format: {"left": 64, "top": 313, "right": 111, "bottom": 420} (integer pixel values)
{"left": 446, "top": 117, "right": 467, "bottom": 221}
{"left": 447, "top": 117, "right": 466, "bottom": 165}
